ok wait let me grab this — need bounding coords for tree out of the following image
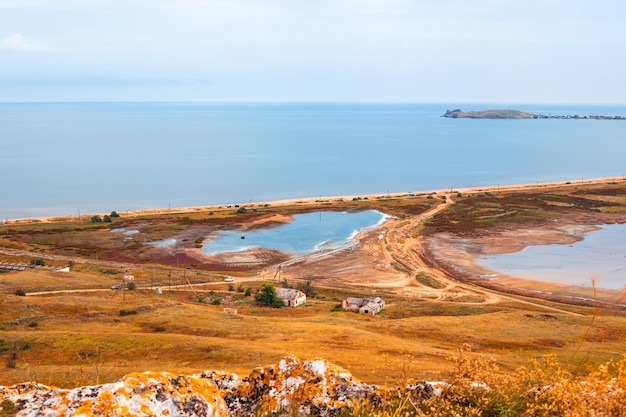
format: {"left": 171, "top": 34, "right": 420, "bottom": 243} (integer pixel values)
{"left": 255, "top": 283, "right": 283, "bottom": 308}
{"left": 91, "top": 215, "right": 103, "bottom": 223}
{"left": 236, "top": 206, "right": 247, "bottom": 214}
{"left": 110, "top": 211, "right": 120, "bottom": 218}
{"left": 126, "top": 281, "right": 137, "bottom": 290}
{"left": 296, "top": 280, "right": 317, "bottom": 297}
{"left": 103, "top": 215, "right": 112, "bottom": 223}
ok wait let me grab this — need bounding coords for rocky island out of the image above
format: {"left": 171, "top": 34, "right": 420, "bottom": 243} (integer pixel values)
{"left": 442, "top": 108, "right": 625, "bottom": 120}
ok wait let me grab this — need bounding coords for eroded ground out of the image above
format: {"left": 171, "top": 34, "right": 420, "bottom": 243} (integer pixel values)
{"left": 2, "top": 179, "right": 626, "bottom": 309}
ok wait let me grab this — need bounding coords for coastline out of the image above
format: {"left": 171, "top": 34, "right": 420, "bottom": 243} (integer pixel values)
{"left": 422, "top": 213, "right": 626, "bottom": 301}
{"left": 5, "top": 176, "right": 624, "bottom": 224}
{"left": 2, "top": 175, "right": 624, "bottom": 305}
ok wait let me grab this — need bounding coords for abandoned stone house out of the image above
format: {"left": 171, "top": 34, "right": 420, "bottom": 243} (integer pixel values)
{"left": 275, "top": 288, "right": 307, "bottom": 307}
{"left": 342, "top": 297, "right": 385, "bottom": 315}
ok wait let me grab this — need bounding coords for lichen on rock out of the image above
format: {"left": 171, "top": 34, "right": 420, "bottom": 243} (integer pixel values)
{"left": 1, "top": 356, "right": 437, "bottom": 416}
{"left": 0, "top": 372, "right": 227, "bottom": 417}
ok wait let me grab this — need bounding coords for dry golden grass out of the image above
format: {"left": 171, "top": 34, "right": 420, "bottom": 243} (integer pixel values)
{"left": 1, "top": 270, "right": 626, "bottom": 390}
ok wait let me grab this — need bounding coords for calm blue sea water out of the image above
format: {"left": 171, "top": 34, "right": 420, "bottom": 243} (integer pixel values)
{"left": 202, "top": 210, "right": 386, "bottom": 255}
{"left": 478, "top": 224, "right": 626, "bottom": 291}
{"left": 2, "top": 102, "right": 626, "bottom": 220}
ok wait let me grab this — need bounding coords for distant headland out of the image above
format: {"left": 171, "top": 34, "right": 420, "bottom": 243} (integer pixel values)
{"left": 442, "top": 108, "right": 625, "bottom": 120}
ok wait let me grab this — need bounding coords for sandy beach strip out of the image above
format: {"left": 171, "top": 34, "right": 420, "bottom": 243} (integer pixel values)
{"left": 5, "top": 175, "right": 624, "bottom": 224}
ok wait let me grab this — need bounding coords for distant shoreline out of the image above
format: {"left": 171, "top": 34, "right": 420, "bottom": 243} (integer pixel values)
{"left": 442, "top": 108, "right": 626, "bottom": 120}
{"left": 5, "top": 176, "right": 624, "bottom": 224}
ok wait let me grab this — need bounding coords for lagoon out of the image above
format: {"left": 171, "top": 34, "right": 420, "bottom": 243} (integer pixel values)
{"left": 478, "top": 223, "right": 626, "bottom": 291}
{"left": 202, "top": 210, "right": 386, "bottom": 255}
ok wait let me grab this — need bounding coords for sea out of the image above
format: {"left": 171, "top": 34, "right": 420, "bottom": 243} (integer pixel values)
{"left": 3, "top": 102, "right": 626, "bottom": 290}
{"left": 2, "top": 102, "right": 626, "bottom": 221}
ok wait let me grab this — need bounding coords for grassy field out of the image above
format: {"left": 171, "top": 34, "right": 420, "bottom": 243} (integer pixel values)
{"left": 2, "top": 269, "right": 626, "bottom": 388}
{"left": 2, "top": 180, "right": 626, "bottom": 391}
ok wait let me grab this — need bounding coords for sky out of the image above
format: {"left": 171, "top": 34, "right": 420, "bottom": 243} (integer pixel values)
{"left": 0, "top": 0, "right": 625, "bottom": 103}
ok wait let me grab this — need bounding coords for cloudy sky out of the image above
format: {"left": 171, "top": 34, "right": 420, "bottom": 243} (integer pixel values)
{"left": 1, "top": 0, "right": 624, "bottom": 103}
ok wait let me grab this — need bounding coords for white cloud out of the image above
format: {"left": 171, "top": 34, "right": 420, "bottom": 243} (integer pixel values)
{"left": 0, "top": 33, "right": 58, "bottom": 52}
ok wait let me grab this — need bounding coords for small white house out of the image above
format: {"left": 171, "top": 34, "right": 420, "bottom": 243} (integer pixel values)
{"left": 275, "top": 288, "right": 307, "bottom": 307}
{"left": 342, "top": 297, "right": 385, "bottom": 316}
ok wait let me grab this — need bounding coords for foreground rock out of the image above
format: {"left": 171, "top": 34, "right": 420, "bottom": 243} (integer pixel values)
{"left": 0, "top": 372, "right": 227, "bottom": 417}
{"left": 0, "top": 356, "right": 435, "bottom": 416}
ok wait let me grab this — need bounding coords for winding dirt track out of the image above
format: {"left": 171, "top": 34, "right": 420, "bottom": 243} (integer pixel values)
{"left": 6, "top": 177, "right": 623, "bottom": 315}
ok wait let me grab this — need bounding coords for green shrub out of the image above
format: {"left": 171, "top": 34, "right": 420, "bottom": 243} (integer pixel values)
{"left": 296, "top": 280, "right": 317, "bottom": 297}
{"left": 29, "top": 258, "right": 45, "bottom": 266}
{"left": 415, "top": 272, "right": 447, "bottom": 289}
{"left": 14, "top": 289, "right": 26, "bottom": 296}
{"left": 255, "top": 283, "right": 282, "bottom": 308}
{"left": 126, "top": 281, "right": 137, "bottom": 290}
{"left": 212, "top": 298, "right": 222, "bottom": 305}
{"left": 154, "top": 326, "right": 166, "bottom": 332}
{"left": 5, "top": 344, "right": 18, "bottom": 369}
{"left": 119, "top": 309, "right": 137, "bottom": 316}
{"left": 28, "top": 321, "right": 38, "bottom": 328}
{"left": 0, "top": 399, "right": 17, "bottom": 417}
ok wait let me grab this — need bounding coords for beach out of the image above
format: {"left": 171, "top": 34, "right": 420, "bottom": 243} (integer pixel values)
{"left": 3, "top": 176, "right": 625, "bottom": 306}
{"left": 6, "top": 176, "right": 621, "bottom": 224}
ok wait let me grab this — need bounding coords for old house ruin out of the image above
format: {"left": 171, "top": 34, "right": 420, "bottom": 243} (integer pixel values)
{"left": 342, "top": 297, "right": 385, "bottom": 316}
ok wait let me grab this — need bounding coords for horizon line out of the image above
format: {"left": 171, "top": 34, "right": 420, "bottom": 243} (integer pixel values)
{"left": 2, "top": 100, "right": 626, "bottom": 106}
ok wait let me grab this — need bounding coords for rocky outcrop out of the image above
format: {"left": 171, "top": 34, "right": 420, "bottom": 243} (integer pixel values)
{"left": 442, "top": 109, "right": 536, "bottom": 119}
{"left": 0, "top": 356, "right": 437, "bottom": 416}
{"left": 0, "top": 372, "right": 227, "bottom": 417}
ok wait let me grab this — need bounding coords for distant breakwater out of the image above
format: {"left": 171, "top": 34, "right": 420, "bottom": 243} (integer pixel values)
{"left": 443, "top": 108, "right": 626, "bottom": 120}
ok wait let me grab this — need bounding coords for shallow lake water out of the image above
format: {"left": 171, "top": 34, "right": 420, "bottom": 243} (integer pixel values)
{"left": 478, "top": 223, "right": 626, "bottom": 290}
{"left": 202, "top": 210, "right": 386, "bottom": 255}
